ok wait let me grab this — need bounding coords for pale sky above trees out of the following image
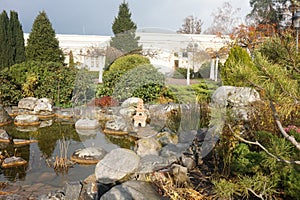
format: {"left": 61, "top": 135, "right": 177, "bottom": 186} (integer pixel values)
{"left": 1, "top": 0, "right": 251, "bottom": 35}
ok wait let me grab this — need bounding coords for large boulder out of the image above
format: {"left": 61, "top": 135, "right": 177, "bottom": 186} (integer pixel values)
{"left": 148, "top": 103, "right": 180, "bottom": 128}
{"left": 100, "top": 180, "right": 161, "bottom": 200}
{"left": 71, "top": 147, "right": 107, "bottom": 164}
{"left": 14, "top": 114, "right": 40, "bottom": 126}
{"left": 137, "top": 154, "right": 167, "bottom": 175}
{"left": 33, "top": 98, "right": 53, "bottom": 113}
{"left": 18, "top": 97, "right": 38, "bottom": 110}
{"left": 121, "top": 97, "right": 142, "bottom": 108}
{"left": 104, "top": 116, "right": 129, "bottom": 135}
{"left": 136, "top": 137, "right": 162, "bottom": 157}
{"left": 211, "top": 86, "right": 260, "bottom": 120}
{"left": 95, "top": 148, "right": 140, "bottom": 184}
{"left": 211, "top": 86, "right": 260, "bottom": 107}
{"left": 75, "top": 119, "right": 100, "bottom": 130}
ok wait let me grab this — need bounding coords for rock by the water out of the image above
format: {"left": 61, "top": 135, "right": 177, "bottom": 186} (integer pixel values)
{"left": 212, "top": 86, "right": 260, "bottom": 106}
{"left": 119, "top": 107, "right": 136, "bottom": 118}
{"left": 18, "top": 97, "right": 38, "bottom": 110}
{"left": 138, "top": 154, "right": 167, "bottom": 174}
{"left": 39, "top": 119, "right": 53, "bottom": 128}
{"left": 100, "top": 180, "right": 161, "bottom": 200}
{"left": 136, "top": 137, "right": 162, "bottom": 157}
{"left": 34, "top": 98, "right": 53, "bottom": 113}
{"left": 104, "top": 116, "right": 128, "bottom": 134}
{"left": 15, "top": 125, "right": 39, "bottom": 132}
{"left": 64, "top": 181, "right": 82, "bottom": 200}
{"left": 0, "top": 129, "right": 9, "bottom": 139}
{"left": 71, "top": 147, "right": 107, "bottom": 164}
{"left": 211, "top": 86, "right": 260, "bottom": 120}
{"left": 160, "top": 143, "right": 190, "bottom": 159}
{"left": 148, "top": 103, "right": 179, "bottom": 128}
{"left": 121, "top": 97, "right": 142, "bottom": 108}
{"left": 95, "top": 148, "right": 140, "bottom": 184}
{"left": 75, "top": 119, "right": 100, "bottom": 130}
{"left": 156, "top": 131, "right": 178, "bottom": 146}
{"left": 14, "top": 114, "right": 40, "bottom": 126}
{"left": 38, "top": 190, "right": 65, "bottom": 200}
{"left": 2, "top": 156, "right": 27, "bottom": 168}
{"left": 55, "top": 108, "right": 74, "bottom": 119}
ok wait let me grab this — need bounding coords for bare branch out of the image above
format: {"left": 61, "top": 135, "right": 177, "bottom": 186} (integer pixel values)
{"left": 269, "top": 100, "right": 300, "bottom": 151}
{"left": 228, "top": 125, "right": 300, "bottom": 165}
{"left": 247, "top": 188, "right": 264, "bottom": 200}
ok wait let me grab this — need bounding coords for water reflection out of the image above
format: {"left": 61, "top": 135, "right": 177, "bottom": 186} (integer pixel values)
{"left": 0, "top": 120, "right": 133, "bottom": 188}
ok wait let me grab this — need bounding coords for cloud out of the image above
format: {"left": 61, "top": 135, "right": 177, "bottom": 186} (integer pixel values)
{"left": 1, "top": 0, "right": 252, "bottom": 35}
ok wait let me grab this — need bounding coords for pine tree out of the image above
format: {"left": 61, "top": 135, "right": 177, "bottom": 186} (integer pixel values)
{"left": 0, "top": 11, "right": 10, "bottom": 70}
{"left": 9, "top": 11, "right": 25, "bottom": 64}
{"left": 110, "top": 1, "right": 141, "bottom": 53}
{"left": 26, "top": 11, "right": 64, "bottom": 63}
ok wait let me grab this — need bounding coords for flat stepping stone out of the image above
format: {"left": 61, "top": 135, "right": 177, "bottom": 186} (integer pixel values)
{"left": 2, "top": 156, "right": 27, "bottom": 168}
{"left": 14, "top": 114, "right": 40, "bottom": 126}
{"left": 103, "top": 129, "right": 128, "bottom": 136}
{"left": 71, "top": 147, "right": 107, "bottom": 164}
{"left": 75, "top": 119, "right": 100, "bottom": 130}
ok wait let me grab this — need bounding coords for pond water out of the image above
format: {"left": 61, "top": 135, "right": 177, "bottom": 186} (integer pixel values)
{"left": 0, "top": 118, "right": 135, "bottom": 196}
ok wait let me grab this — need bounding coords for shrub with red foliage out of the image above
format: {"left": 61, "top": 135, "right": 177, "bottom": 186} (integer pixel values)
{"left": 89, "top": 96, "right": 119, "bottom": 107}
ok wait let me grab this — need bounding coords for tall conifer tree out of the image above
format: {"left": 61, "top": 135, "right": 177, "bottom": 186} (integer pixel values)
{"left": 26, "top": 11, "right": 64, "bottom": 63}
{"left": 0, "top": 11, "right": 10, "bottom": 70}
{"left": 9, "top": 11, "right": 25, "bottom": 64}
{"left": 110, "top": 1, "right": 141, "bottom": 53}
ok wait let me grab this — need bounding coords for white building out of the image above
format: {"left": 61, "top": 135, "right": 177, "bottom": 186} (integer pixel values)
{"left": 24, "top": 32, "right": 230, "bottom": 82}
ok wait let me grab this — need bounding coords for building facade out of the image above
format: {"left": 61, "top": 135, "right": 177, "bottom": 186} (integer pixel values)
{"left": 24, "top": 32, "right": 230, "bottom": 82}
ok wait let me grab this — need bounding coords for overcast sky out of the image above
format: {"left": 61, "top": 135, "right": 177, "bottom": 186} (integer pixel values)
{"left": 1, "top": 0, "right": 252, "bottom": 35}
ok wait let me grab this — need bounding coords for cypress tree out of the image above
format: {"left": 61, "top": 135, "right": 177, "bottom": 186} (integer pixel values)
{"left": 26, "top": 11, "right": 64, "bottom": 63}
{"left": 9, "top": 11, "right": 25, "bottom": 64}
{"left": 0, "top": 11, "right": 10, "bottom": 70}
{"left": 110, "top": 1, "right": 141, "bottom": 53}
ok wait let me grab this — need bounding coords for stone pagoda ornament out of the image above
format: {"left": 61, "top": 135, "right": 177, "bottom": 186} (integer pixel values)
{"left": 133, "top": 99, "right": 147, "bottom": 127}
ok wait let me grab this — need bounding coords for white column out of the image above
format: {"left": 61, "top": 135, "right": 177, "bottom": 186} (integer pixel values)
{"left": 98, "top": 55, "right": 105, "bottom": 83}
{"left": 187, "top": 65, "right": 190, "bottom": 85}
{"left": 209, "top": 59, "right": 215, "bottom": 80}
{"left": 215, "top": 57, "right": 219, "bottom": 82}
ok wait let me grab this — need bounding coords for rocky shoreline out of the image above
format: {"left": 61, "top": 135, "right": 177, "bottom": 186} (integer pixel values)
{"left": 0, "top": 86, "right": 261, "bottom": 199}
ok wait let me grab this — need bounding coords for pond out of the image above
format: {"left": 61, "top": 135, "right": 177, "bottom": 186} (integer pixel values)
{"left": 0, "top": 118, "right": 136, "bottom": 197}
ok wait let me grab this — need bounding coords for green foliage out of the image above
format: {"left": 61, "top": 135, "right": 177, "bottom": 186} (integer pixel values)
{"left": 0, "top": 11, "right": 11, "bottom": 70}
{"left": 166, "top": 85, "right": 196, "bottom": 104}
{"left": 113, "top": 65, "right": 165, "bottom": 102}
{"left": 257, "top": 32, "right": 300, "bottom": 90}
{"left": 72, "top": 68, "right": 96, "bottom": 106}
{"left": 192, "top": 79, "right": 219, "bottom": 102}
{"left": 172, "top": 67, "right": 188, "bottom": 79}
{"left": 221, "top": 46, "right": 257, "bottom": 86}
{"left": 231, "top": 143, "right": 263, "bottom": 174}
{"left": 214, "top": 126, "right": 300, "bottom": 199}
{"left": 110, "top": 2, "right": 141, "bottom": 53}
{"left": 97, "top": 54, "right": 166, "bottom": 102}
{"left": 9, "top": 11, "right": 26, "bottom": 65}
{"left": 212, "top": 178, "right": 241, "bottom": 199}
{"left": 0, "top": 71, "right": 22, "bottom": 106}
{"left": 97, "top": 54, "right": 151, "bottom": 98}
{"left": 0, "top": 61, "right": 77, "bottom": 106}
{"left": 26, "top": 11, "right": 64, "bottom": 63}
{"left": 221, "top": 43, "right": 300, "bottom": 103}
{"left": 22, "top": 73, "right": 39, "bottom": 97}
{"left": 68, "top": 50, "right": 75, "bottom": 68}
{"left": 0, "top": 10, "right": 25, "bottom": 70}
